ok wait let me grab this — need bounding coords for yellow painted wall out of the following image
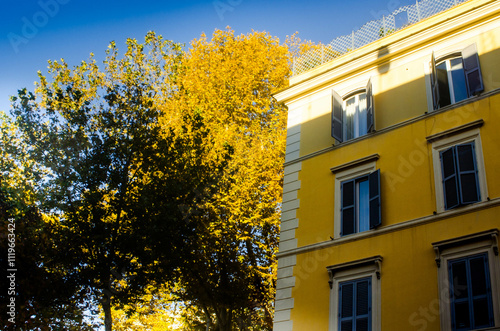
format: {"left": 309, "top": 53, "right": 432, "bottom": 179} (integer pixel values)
{"left": 281, "top": 2, "right": 500, "bottom": 329}
{"left": 291, "top": 207, "right": 500, "bottom": 330}
{"left": 295, "top": 94, "right": 499, "bottom": 248}
{"left": 294, "top": 19, "right": 500, "bottom": 159}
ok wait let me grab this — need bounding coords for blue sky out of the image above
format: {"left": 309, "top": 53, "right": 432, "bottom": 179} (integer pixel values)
{"left": 0, "top": 0, "right": 416, "bottom": 113}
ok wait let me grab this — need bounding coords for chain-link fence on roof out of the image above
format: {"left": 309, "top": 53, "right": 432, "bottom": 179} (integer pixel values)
{"left": 292, "top": 0, "right": 470, "bottom": 76}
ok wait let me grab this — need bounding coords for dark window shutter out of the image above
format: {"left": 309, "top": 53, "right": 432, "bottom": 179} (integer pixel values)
{"left": 356, "top": 279, "right": 371, "bottom": 331}
{"left": 341, "top": 179, "right": 355, "bottom": 236}
{"left": 431, "top": 51, "right": 441, "bottom": 110}
{"left": 456, "top": 142, "right": 480, "bottom": 204}
{"left": 332, "top": 89, "right": 343, "bottom": 142}
{"left": 339, "top": 282, "right": 354, "bottom": 331}
{"left": 440, "top": 147, "right": 460, "bottom": 210}
{"left": 366, "top": 78, "right": 374, "bottom": 133}
{"left": 369, "top": 169, "right": 381, "bottom": 229}
{"left": 462, "top": 43, "right": 484, "bottom": 96}
{"left": 448, "top": 254, "right": 494, "bottom": 330}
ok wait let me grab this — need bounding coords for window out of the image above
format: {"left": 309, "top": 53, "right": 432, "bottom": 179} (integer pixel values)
{"left": 327, "top": 256, "right": 382, "bottom": 331}
{"left": 432, "top": 230, "right": 500, "bottom": 331}
{"left": 448, "top": 253, "right": 494, "bottom": 330}
{"left": 341, "top": 170, "right": 381, "bottom": 236}
{"left": 429, "top": 125, "right": 487, "bottom": 213}
{"left": 332, "top": 79, "right": 374, "bottom": 142}
{"left": 440, "top": 142, "right": 480, "bottom": 210}
{"left": 339, "top": 277, "right": 372, "bottom": 331}
{"left": 332, "top": 156, "right": 381, "bottom": 239}
{"left": 431, "top": 44, "right": 483, "bottom": 110}
{"left": 344, "top": 93, "right": 367, "bottom": 141}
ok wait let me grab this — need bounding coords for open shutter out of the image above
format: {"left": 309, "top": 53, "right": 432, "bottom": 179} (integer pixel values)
{"left": 368, "top": 169, "right": 381, "bottom": 229}
{"left": 366, "top": 78, "right": 374, "bottom": 133}
{"left": 332, "top": 89, "right": 343, "bottom": 142}
{"left": 341, "top": 179, "right": 355, "bottom": 236}
{"left": 462, "top": 43, "right": 484, "bottom": 96}
{"left": 456, "top": 142, "right": 480, "bottom": 205}
{"left": 431, "top": 51, "right": 440, "bottom": 110}
{"left": 440, "top": 147, "right": 460, "bottom": 210}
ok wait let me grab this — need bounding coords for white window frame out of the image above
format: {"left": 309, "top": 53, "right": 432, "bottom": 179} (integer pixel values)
{"left": 334, "top": 159, "right": 377, "bottom": 239}
{"left": 437, "top": 55, "right": 467, "bottom": 104}
{"left": 425, "top": 43, "right": 483, "bottom": 112}
{"left": 433, "top": 230, "right": 500, "bottom": 331}
{"left": 328, "top": 256, "right": 382, "bottom": 331}
{"left": 430, "top": 127, "right": 487, "bottom": 213}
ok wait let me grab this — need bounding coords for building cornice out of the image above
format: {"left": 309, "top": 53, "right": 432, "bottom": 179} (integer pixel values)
{"left": 274, "top": 0, "right": 500, "bottom": 104}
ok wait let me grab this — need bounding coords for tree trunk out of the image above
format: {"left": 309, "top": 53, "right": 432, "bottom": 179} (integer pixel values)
{"left": 103, "top": 293, "right": 112, "bottom": 331}
{"left": 218, "top": 308, "right": 232, "bottom": 331}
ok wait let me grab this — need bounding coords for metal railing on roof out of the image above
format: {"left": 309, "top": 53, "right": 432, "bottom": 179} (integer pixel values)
{"left": 292, "top": 0, "right": 470, "bottom": 76}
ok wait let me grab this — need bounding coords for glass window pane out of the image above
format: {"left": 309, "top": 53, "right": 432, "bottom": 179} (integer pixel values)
{"left": 473, "top": 298, "right": 491, "bottom": 327}
{"left": 469, "top": 256, "right": 487, "bottom": 296}
{"left": 450, "top": 58, "right": 468, "bottom": 103}
{"left": 437, "top": 61, "right": 451, "bottom": 107}
{"left": 460, "top": 173, "right": 479, "bottom": 204}
{"left": 451, "top": 261, "right": 468, "bottom": 299}
{"left": 454, "top": 301, "right": 471, "bottom": 329}
{"left": 356, "top": 318, "right": 369, "bottom": 331}
{"left": 357, "top": 179, "right": 370, "bottom": 233}
{"left": 457, "top": 144, "right": 475, "bottom": 172}
{"left": 441, "top": 148, "right": 456, "bottom": 178}
{"left": 341, "top": 321, "right": 353, "bottom": 331}
{"left": 444, "top": 177, "right": 459, "bottom": 209}
{"left": 345, "top": 97, "right": 356, "bottom": 140}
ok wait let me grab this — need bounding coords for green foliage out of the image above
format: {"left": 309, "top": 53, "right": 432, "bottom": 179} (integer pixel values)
{"left": 0, "top": 111, "right": 94, "bottom": 330}
{"left": 2, "top": 28, "right": 295, "bottom": 330}
{"left": 6, "top": 32, "right": 228, "bottom": 331}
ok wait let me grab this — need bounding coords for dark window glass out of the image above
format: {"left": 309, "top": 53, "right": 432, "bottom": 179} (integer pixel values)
{"left": 341, "top": 172, "right": 381, "bottom": 237}
{"left": 450, "top": 58, "right": 468, "bottom": 103}
{"left": 437, "top": 61, "right": 451, "bottom": 107}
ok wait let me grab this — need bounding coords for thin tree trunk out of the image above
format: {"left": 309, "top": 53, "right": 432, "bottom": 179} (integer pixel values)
{"left": 204, "top": 306, "right": 211, "bottom": 331}
{"left": 103, "top": 292, "right": 112, "bottom": 331}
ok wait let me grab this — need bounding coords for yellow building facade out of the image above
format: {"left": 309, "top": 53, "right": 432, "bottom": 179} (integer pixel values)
{"left": 273, "top": 0, "right": 500, "bottom": 330}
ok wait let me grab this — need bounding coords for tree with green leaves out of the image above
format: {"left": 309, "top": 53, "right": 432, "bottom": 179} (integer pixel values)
{"left": 7, "top": 32, "right": 229, "bottom": 331}
{"left": 0, "top": 111, "right": 94, "bottom": 330}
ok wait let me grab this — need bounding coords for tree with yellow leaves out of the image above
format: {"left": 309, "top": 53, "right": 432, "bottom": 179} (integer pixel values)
{"left": 168, "top": 28, "right": 290, "bottom": 330}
